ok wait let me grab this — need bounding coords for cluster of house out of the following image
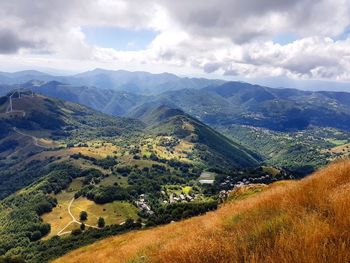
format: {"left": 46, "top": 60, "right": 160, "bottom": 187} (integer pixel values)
{"left": 248, "top": 174, "right": 273, "bottom": 183}
{"left": 162, "top": 191, "right": 197, "bottom": 204}
{"left": 135, "top": 194, "right": 154, "bottom": 216}
{"left": 220, "top": 174, "right": 272, "bottom": 188}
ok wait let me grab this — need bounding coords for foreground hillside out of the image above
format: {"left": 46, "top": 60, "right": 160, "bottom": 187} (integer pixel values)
{"left": 56, "top": 160, "right": 350, "bottom": 263}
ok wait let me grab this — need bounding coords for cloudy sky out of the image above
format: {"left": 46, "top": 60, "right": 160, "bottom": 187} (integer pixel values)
{"left": 1, "top": 0, "right": 350, "bottom": 86}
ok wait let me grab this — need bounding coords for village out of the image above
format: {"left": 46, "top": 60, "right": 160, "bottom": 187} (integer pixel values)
{"left": 219, "top": 174, "right": 272, "bottom": 189}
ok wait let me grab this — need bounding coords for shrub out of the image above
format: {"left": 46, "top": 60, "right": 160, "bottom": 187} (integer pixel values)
{"left": 98, "top": 217, "right": 105, "bottom": 228}
{"left": 80, "top": 211, "right": 88, "bottom": 221}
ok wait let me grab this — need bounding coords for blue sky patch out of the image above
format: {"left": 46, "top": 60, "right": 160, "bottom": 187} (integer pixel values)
{"left": 82, "top": 26, "right": 158, "bottom": 50}
{"left": 273, "top": 32, "right": 298, "bottom": 45}
{"left": 334, "top": 26, "right": 350, "bottom": 41}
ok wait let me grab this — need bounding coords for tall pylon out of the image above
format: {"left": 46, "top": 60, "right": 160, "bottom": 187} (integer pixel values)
{"left": 9, "top": 94, "right": 13, "bottom": 112}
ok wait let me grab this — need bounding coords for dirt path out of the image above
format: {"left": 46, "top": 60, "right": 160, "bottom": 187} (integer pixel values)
{"left": 57, "top": 198, "right": 99, "bottom": 236}
{"left": 13, "top": 127, "right": 49, "bottom": 149}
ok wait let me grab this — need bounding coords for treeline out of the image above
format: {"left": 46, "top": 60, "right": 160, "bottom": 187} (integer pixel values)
{"left": 2, "top": 220, "right": 141, "bottom": 263}
{"left": 70, "top": 153, "right": 117, "bottom": 169}
{"left": 147, "top": 201, "right": 218, "bottom": 226}
{"left": 75, "top": 185, "right": 131, "bottom": 204}
{"left": 0, "top": 140, "right": 18, "bottom": 153}
{"left": 0, "top": 158, "right": 54, "bottom": 199}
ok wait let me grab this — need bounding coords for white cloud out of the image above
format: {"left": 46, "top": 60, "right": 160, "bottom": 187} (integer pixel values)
{"left": 0, "top": 0, "right": 350, "bottom": 83}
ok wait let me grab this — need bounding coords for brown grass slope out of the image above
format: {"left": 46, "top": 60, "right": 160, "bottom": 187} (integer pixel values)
{"left": 55, "top": 160, "right": 350, "bottom": 263}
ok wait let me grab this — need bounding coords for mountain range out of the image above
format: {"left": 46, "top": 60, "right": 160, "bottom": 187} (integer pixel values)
{"left": 0, "top": 69, "right": 225, "bottom": 94}
{"left": 1, "top": 76, "right": 350, "bottom": 131}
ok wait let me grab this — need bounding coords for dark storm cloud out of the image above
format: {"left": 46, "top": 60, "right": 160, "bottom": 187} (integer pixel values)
{"left": 0, "top": 0, "right": 82, "bottom": 28}
{"left": 0, "top": 0, "right": 157, "bottom": 54}
{"left": 159, "top": 0, "right": 301, "bottom": 41}
{"left": 159, "top": 0, "right": 349, "bottom": 42}
{"left": 0, "top": 29, "right": 38, "bottom": 54}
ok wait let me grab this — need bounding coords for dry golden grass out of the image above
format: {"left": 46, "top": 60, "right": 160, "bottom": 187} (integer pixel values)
{"left": 42, "top": 191, "right": 75, "bottom": 239}
{"left": 69, "top": 143, "right": 119, "bottom": 159}
{"left": 42, "top": 178, "right": 138, "bottom": 238}
{"left": 321, "top": 143, "right": 350, "bottom": 161}
{"left": 54, "top": 160, "right": 350, "bottom": 263}
{"left": 141, "top": 136, "right": 193, "bottom": 162}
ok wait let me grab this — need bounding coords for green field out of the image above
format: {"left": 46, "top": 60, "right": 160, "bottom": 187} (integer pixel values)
{"left": 99, "top": 174, "right": 129, "bottom": 187}
{"left": 165, "top": 185, "right": 193, "bottom": 195}
{"left": 70, "top": 198, "right": 139, "bottom": 227}
{"left": 41, "top": 191, "right": 76, "bottom": 239}
{"left": 325, "top": 138, "right": 348, "bottom": 146}
{"left": 42, "top": 178, "right": 138, "bottom": 238}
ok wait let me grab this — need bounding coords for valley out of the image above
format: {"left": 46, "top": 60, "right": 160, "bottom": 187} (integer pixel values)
{"left": 217, "top": 124, "right": 350, "bottom": 174}
{"left": 0, "top": 72, "right": 348, "bottom": 263}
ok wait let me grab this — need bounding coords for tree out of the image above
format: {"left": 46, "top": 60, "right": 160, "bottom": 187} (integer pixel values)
{"left": 0, "top": 256, "right": 26, "bottom": 263}
{"left": 80, "top": 211, "right": 88, "bottom": 221}
{"left": 97, "top": 217, "right": 105, "bottom": 228}
{"left": 71, "top": 229, "right": 82, "bottom": 236}
{"left": 80, "top": 223, "right": 85, "bottom": 231}
{"left": 30, "top": 231, "right": 42, "bottom": 241}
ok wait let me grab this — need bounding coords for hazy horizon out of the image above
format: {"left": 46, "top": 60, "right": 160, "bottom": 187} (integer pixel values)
{"left": 1, "top": 66, "right": 350, "bottom": 92}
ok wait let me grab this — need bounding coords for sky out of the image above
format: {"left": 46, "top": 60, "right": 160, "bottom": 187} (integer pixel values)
{"left": 0, "top": 0, "right": 350, "bottom": 88}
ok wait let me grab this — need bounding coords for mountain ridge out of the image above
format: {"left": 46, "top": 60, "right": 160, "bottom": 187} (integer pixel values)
{"left": 2, "top": 79, "right": 350, "bottom": 131}
{"left": 0, "top": 69, "right": 226, "bottom": 94}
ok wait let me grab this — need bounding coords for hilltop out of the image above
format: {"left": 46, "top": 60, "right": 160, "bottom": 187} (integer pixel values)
{"left": 0, "top": 90, "right": 143, "bottom": 140}
{"left": 0, "top": 91, "right": 144, "bottom": 198}
{"left": 144, "top": 105, "right": 261, "bottom": 168}
{"left": 55, "top": 160, "right": 350, "bottom": 263}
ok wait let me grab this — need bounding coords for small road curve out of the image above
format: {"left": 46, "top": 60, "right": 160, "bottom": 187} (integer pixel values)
{"left": 13, "top": 127, "right": 49, "bottom": 149}
{"left": 5, "top": 109, "right": 26, "bottom": 117}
